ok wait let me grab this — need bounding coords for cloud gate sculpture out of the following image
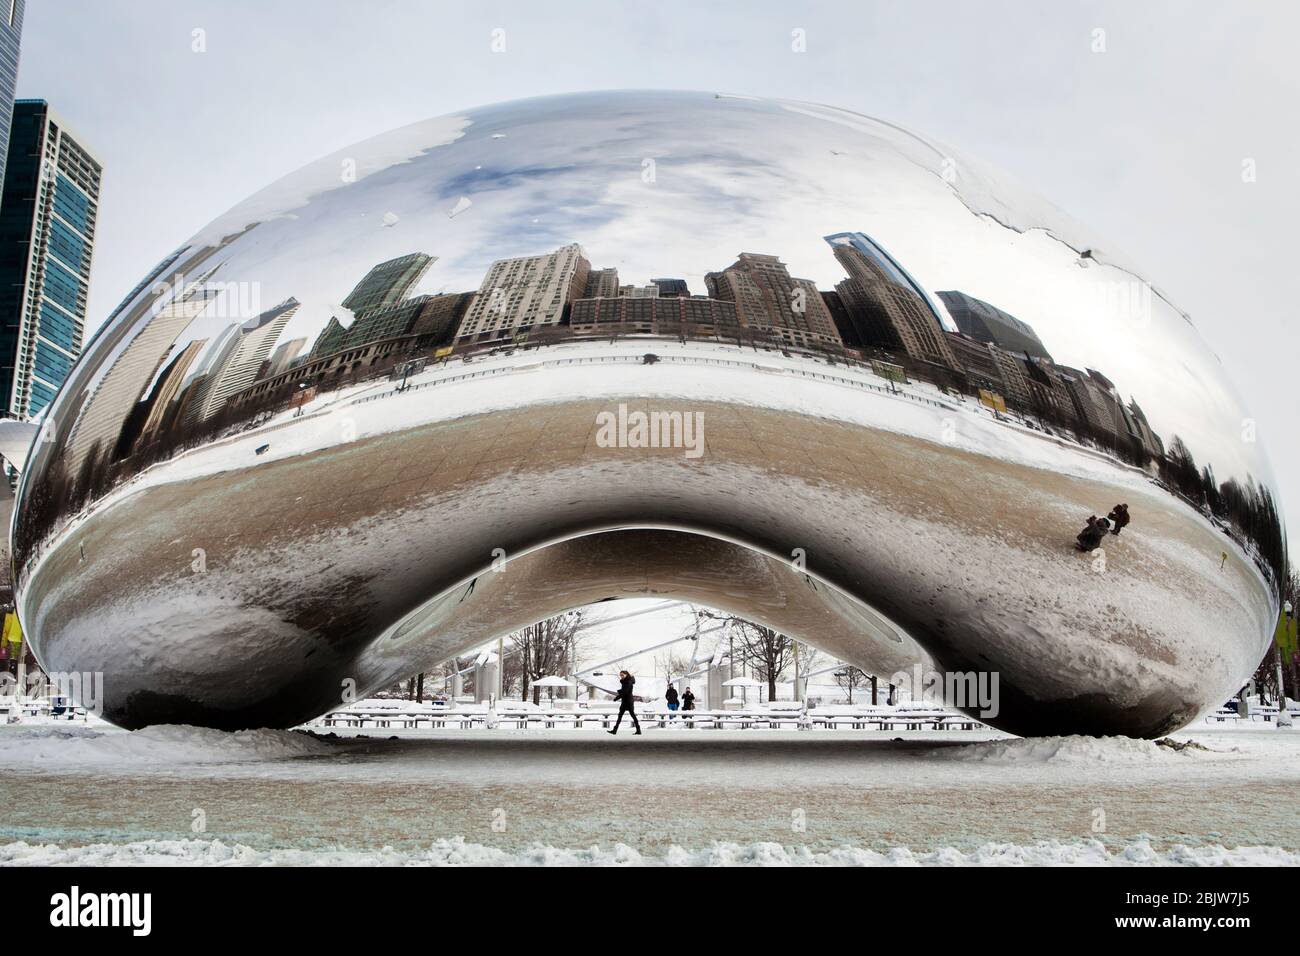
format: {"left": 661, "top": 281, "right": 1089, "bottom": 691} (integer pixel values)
{"left": 10, "top": 91, "right": 1284, "bottom": 737}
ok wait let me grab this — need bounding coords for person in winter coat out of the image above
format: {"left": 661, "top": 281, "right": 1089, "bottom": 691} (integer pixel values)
{"left": 1075, "top": 515, "right": 1110, "bottom": 552}
{"left": 1075, "top": 515, "right": 1096, "bottom": 551}
{"left": 608, "top": 669, "right": 642, "bottom": 735}
{"left": 681, "top": 687, "right": 696, "bottom": 711}
{"left": 1107, "top": 503, "right": 1131, "bottom": 535}
{"left": 665, "top": 683, "right": 679, "bottom": 717}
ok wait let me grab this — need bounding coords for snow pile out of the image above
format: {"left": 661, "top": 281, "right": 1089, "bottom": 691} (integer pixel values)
{"left": 0, "top": 836, "right": 1292, "bottom": 867}
{"left": 0, "top": 725, "right": 337, "bottom": 768}
{"left": 932, "top": 735, "right": 1177, "bottom": 765}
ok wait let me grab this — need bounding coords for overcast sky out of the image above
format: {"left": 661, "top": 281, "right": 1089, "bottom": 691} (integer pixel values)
{"left": 18, "top": 0, "right": 1298, "bottom": 557}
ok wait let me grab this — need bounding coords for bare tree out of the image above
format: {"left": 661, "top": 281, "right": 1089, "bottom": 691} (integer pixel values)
{"left": 694, "top": 609, "right": 795, "bottom": 700}
{"left": 654, "top": 648, "right": 694, "bottom": 683}
{"left": 833, "top": 665, "right": 867, "bottom": 704}
{"left": 788, "top": 641, "right": 824, "bottom": 702}
{"left": 508, "top": 610, "right": 587, "bottom": 704}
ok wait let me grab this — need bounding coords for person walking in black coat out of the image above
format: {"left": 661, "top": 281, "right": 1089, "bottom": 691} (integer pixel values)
{"left": 681, "top": 688, "right": 696, "bottom": 711}
{"left": 608, "top": 670, "right": 642, "bottom": 735}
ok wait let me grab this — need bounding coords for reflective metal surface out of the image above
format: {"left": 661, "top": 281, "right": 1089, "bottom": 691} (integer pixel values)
{"left": 12, "top": 91, "right": 1284, "bottom": 735}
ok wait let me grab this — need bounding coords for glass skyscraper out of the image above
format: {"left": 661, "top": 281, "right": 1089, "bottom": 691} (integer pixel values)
{"left": 0, "top": 1, "right": 24, "bottom": 199}
{"left": 0, "top": 99, "right": 102, "bottom": 419}
{"left": 341, "top": 253, "right": 433, "bottom": 315}
{"left": 936, "top": 289, "right": 1053, "bottom": 361}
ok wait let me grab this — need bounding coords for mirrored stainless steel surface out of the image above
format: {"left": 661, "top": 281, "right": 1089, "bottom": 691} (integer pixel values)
{"left": 11, "top": 91, "right": 1284, "bottom": 735}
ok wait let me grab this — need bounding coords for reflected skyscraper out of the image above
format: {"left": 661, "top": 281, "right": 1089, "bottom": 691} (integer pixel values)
{"left": 651, "top": 278, "right": 690, "bottom": 298}
{"left": 619, "top": 283, "right": 660, "bottom": 298}
{"left": 137, "top": 337, "right": 207, "bottom": 445}
{"left": 1128, "top": 399, "right": 1164, "bottom": 461}
{"left": 825, "top": 232, "right": 956, "bottom": 369}
{"left": 456, "top": 243, "right": 591, "bottom": 345}
{"left": 264, "top": 337, "right": 306, "bottom": 379}
{"left": 189, "top": 299, "right": 298, "bottom": 423}
{"left": 61, "top": 283, "right": 218, "bottom": 478}
{"left": 570, "top": 292, "right": 738, "bottom": 337}
{"left": 989, "top": 348, "right": 1035, "bottom": 411}
{"left": 705, "top": 253, "right": 840, "bottom": 351}
{"left": 944, "top": 330, "right": 1005, "bottom": 392}
{"left": 341, "top": 253, "right": 432, "bottom": 315}
{"left": 310, "top": 315, "right": 348, "bottom": 358}
{"left": 308, "top": 254, "right": 474, "bottom": 359}
{"left": 584, "top": 267, "right": 619, "bottom": 298}
{"left": 0, "top": 100, "right": 101, "bottom": 419}
{"left": 311, "top": 253, "right": 436, "bottom": 357}
{"left": 1056, "top": 364, "right": 1119, "bottom": 443}
{"left": 183, "top": 321, "right": 240, "bottom": 392}
{"left": 340, "top": 293, "right": 452, "bottom": 351}
{"left": 937, "top": 290, "right": 1052, "bottom": 361}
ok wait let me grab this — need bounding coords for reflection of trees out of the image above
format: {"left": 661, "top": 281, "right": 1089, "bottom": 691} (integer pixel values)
{"left": 1253, "top": 569, "right": 1300, "bottom": 704}
{"left": 13, "top": 452, "right": 70, "bottom": 567}
{"left": 1157, "top": 435, "right": 1286, "bottom": 591}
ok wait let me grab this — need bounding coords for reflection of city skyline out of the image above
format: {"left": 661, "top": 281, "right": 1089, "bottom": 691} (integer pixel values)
{"left": 18, "top": 226, "right": 1283, "bottom": 595}
{"left": 157, "top": 231, "right": 1174, "bottom": 467}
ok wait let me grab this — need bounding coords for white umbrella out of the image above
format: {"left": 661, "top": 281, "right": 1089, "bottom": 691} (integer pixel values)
{"left": 531, "top": 675, "right": 575, "bottom": 703}
{"left": 722, "top": 675, "right": 763, "bottom": 707}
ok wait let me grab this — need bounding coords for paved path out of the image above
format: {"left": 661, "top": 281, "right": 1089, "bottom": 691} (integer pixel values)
{"left": 1, "top": 728, "right": 1294, "bottom": 854}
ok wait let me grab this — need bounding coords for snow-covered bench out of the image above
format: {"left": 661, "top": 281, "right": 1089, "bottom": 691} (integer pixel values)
{"left": 1205, "top": 708, "right": 1241, "bottom": 723}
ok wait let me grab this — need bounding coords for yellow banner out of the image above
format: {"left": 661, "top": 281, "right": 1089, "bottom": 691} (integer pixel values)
{"left": 1276, "top": 611, "right": 1298, "bottom": 657}
{"left": 2, "top": 612, "right": 21, "bottom": 646}
{"left": 978, "top": 388, "right": 1007, "bottom": 413}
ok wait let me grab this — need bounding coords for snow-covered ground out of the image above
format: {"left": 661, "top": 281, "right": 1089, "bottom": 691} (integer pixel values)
{"left": 1, "top": 721, "right": 1296, "bottom": 866}
{"left": 1, "top": 836, "right": 1292, "bottom": 867}
{"left": 0, "top": 723, "right": 333, "bottom": 767}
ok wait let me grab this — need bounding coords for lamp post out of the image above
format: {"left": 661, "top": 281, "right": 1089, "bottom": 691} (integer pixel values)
{"left": 395, "top": 358, "right": 419, "bottom": 392}
{"left": 792, "top": 637, "right": 800, "bottom": 703}
{"left": 1279, "top": 601, "right": 1294, "bottom": 728}
{"left": 496, "top": 635, "right": 504, "bottom": 703}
